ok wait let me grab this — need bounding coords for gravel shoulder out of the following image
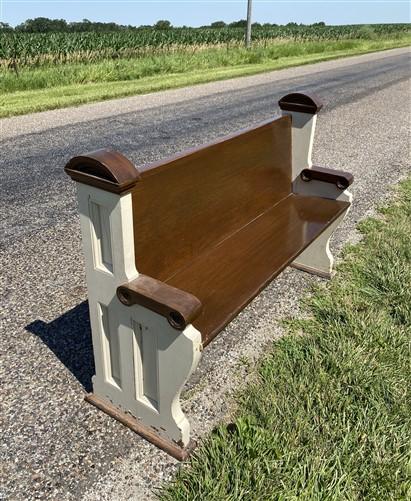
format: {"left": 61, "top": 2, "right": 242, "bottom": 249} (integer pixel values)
{"left": 0, "top": 49, "right": 410, "bottom": 500}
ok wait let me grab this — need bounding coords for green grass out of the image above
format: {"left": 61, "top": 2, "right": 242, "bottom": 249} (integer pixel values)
{"left": 1, "top": 36, "right": 409, "bottom": 118}
{"left": 159, "top": 178, "right": 411, "bottom": 500}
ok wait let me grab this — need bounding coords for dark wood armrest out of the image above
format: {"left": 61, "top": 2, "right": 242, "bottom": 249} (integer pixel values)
{"left": 300, "top": 166, "right": 353, "bottom": 190}
{"left": 117, "top": 275, "right": 202, "bottom": 330}
{"left": 278, "top": 92, "right": 323, "bottom": 114}
{"left": 65, "top": 149, "right": 140, "bottom": 194}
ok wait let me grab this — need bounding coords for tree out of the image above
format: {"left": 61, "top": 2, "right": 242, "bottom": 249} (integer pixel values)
{"left": 154, "top": 20, "right": 172, "bottom": 30}
{"left": 0, "top": 22, "right": 13, "bottom": 31}
{"left": 69, "top": 19, "right": 126, "bottom": 32}
{"left": 210, "top": 21, "right": 226, "bottom": 28}
{"left": 229, "top": 19, "right": 247, "bottom": 28}
{"left": 15, "top": 17, "right": 68, "bottom": 32}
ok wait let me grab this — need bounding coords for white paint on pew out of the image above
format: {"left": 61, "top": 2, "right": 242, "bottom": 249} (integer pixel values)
{"left": 281, "top": 110, "right": 317, "bottom": 180}
{"left": 75, "top": 183, "right": 202, "bottom": 447}
{"left": 282, "top": 107, "right": 352, "bottom": 278}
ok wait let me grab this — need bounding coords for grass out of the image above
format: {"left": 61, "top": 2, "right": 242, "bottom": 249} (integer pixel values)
{"left": 159, "top": 178, "right": 411, "bottom": 500}
{"left": 1, "top": 36, "right": 410, "bottom": 118}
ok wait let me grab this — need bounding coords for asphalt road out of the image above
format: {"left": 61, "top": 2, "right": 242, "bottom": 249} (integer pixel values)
{"left": 1, "top": 47, "right": 410, "bottom": 500}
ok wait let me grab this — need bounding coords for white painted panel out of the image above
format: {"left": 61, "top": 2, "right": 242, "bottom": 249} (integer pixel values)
{"left": 100, "top": 205, "right": 113, "bottom": 269}
{"left": 74, "top": 182, "right": 203, "bottom": 446}
{"left": 282, "top": 110, "right": 316, "bottom": 181}
{"left": 89, "top": 201, "right": 113, "bottom": 273}
{"left": 99, "top": 303, "right": 121, "bottom": 388}
{"left": 132, "top": 320, "right": 159, "bottom": 411}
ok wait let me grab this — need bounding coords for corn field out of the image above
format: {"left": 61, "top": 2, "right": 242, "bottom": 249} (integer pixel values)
{"left": 1, "top": 24, "right": 409, "bottom": 69}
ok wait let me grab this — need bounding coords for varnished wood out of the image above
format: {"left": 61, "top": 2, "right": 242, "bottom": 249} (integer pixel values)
{"left": 300, "top": 166, "right": 354, "bottom": 190}
{"left": 65, "top": 111, "right": 351, "bottom": 348}
{"left": 132, "top": 116, "right": 292, "bottom": 281}
{"left": 166, "top": 194, "right": 350, "bottom": 346}
{"left": 65, "top": 149, "right": 140, "bottom": 194}
{"left": 85, "top": 393, "right": 195, "bottom": 460}
{"left": 117, "top": 274, "right": 202, "bottom": 330}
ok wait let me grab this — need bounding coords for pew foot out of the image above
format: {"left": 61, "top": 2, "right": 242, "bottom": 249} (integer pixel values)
{"left": 85, "top": 393, "right": 196, "bottom": 461}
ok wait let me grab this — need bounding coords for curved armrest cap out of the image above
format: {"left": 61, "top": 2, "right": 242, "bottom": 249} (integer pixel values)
{"left": 65, "top": 149, "right": 140, "bottom": 194}
{"left": 279, "top": 92, "right": 323, "bottom": 114}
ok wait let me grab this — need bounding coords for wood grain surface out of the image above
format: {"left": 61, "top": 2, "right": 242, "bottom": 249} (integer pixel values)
{"left": 129, "top": 115, "right": 350, "bottom": 343}
{"left": 132, "top": 116, "right": 292, "bottom": 281}
{"left": 166, "top": 194, "right": 349, "bottom": 345}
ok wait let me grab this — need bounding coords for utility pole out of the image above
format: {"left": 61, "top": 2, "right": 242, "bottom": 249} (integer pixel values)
{"left": 246, "top": 0, "right": 252, "bottom": 48}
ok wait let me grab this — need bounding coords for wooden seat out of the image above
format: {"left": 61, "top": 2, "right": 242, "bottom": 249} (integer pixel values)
{"left": 123, "top": 115, "right": 349, "bottom": 345}
{"left": 166, "top": 193, "right": 349, "bottom": 345}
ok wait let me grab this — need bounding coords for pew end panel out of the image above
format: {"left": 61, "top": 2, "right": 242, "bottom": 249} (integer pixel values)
{"left": 65, "top": 151, "right": 203, "bottom": 459}
{"left": 279, "top": 92, "right": 353, "bottom": 277}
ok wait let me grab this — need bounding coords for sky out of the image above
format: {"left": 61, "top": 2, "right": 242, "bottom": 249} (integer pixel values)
{"left": 1, "top": 0, "right": 410, "bottom": 28}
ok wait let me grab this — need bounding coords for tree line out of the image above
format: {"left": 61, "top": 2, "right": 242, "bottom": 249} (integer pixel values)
{"left": 0, "top": 18, "right": 326, "bottom": 33}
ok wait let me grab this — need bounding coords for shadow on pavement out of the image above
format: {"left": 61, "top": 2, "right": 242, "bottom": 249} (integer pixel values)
{"left": 26, "top": 301, "right": 95, "bottom": 392}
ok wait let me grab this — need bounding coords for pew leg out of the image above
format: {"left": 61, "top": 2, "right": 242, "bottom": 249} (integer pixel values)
{"left": 87, "top": 300, "right": 203, "bottom": 460}
{"left": 291, "top": 210, "right": 348, "bottom": 278}
{"left": 292, "top": 180, "right": 352, "bottom": 278}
